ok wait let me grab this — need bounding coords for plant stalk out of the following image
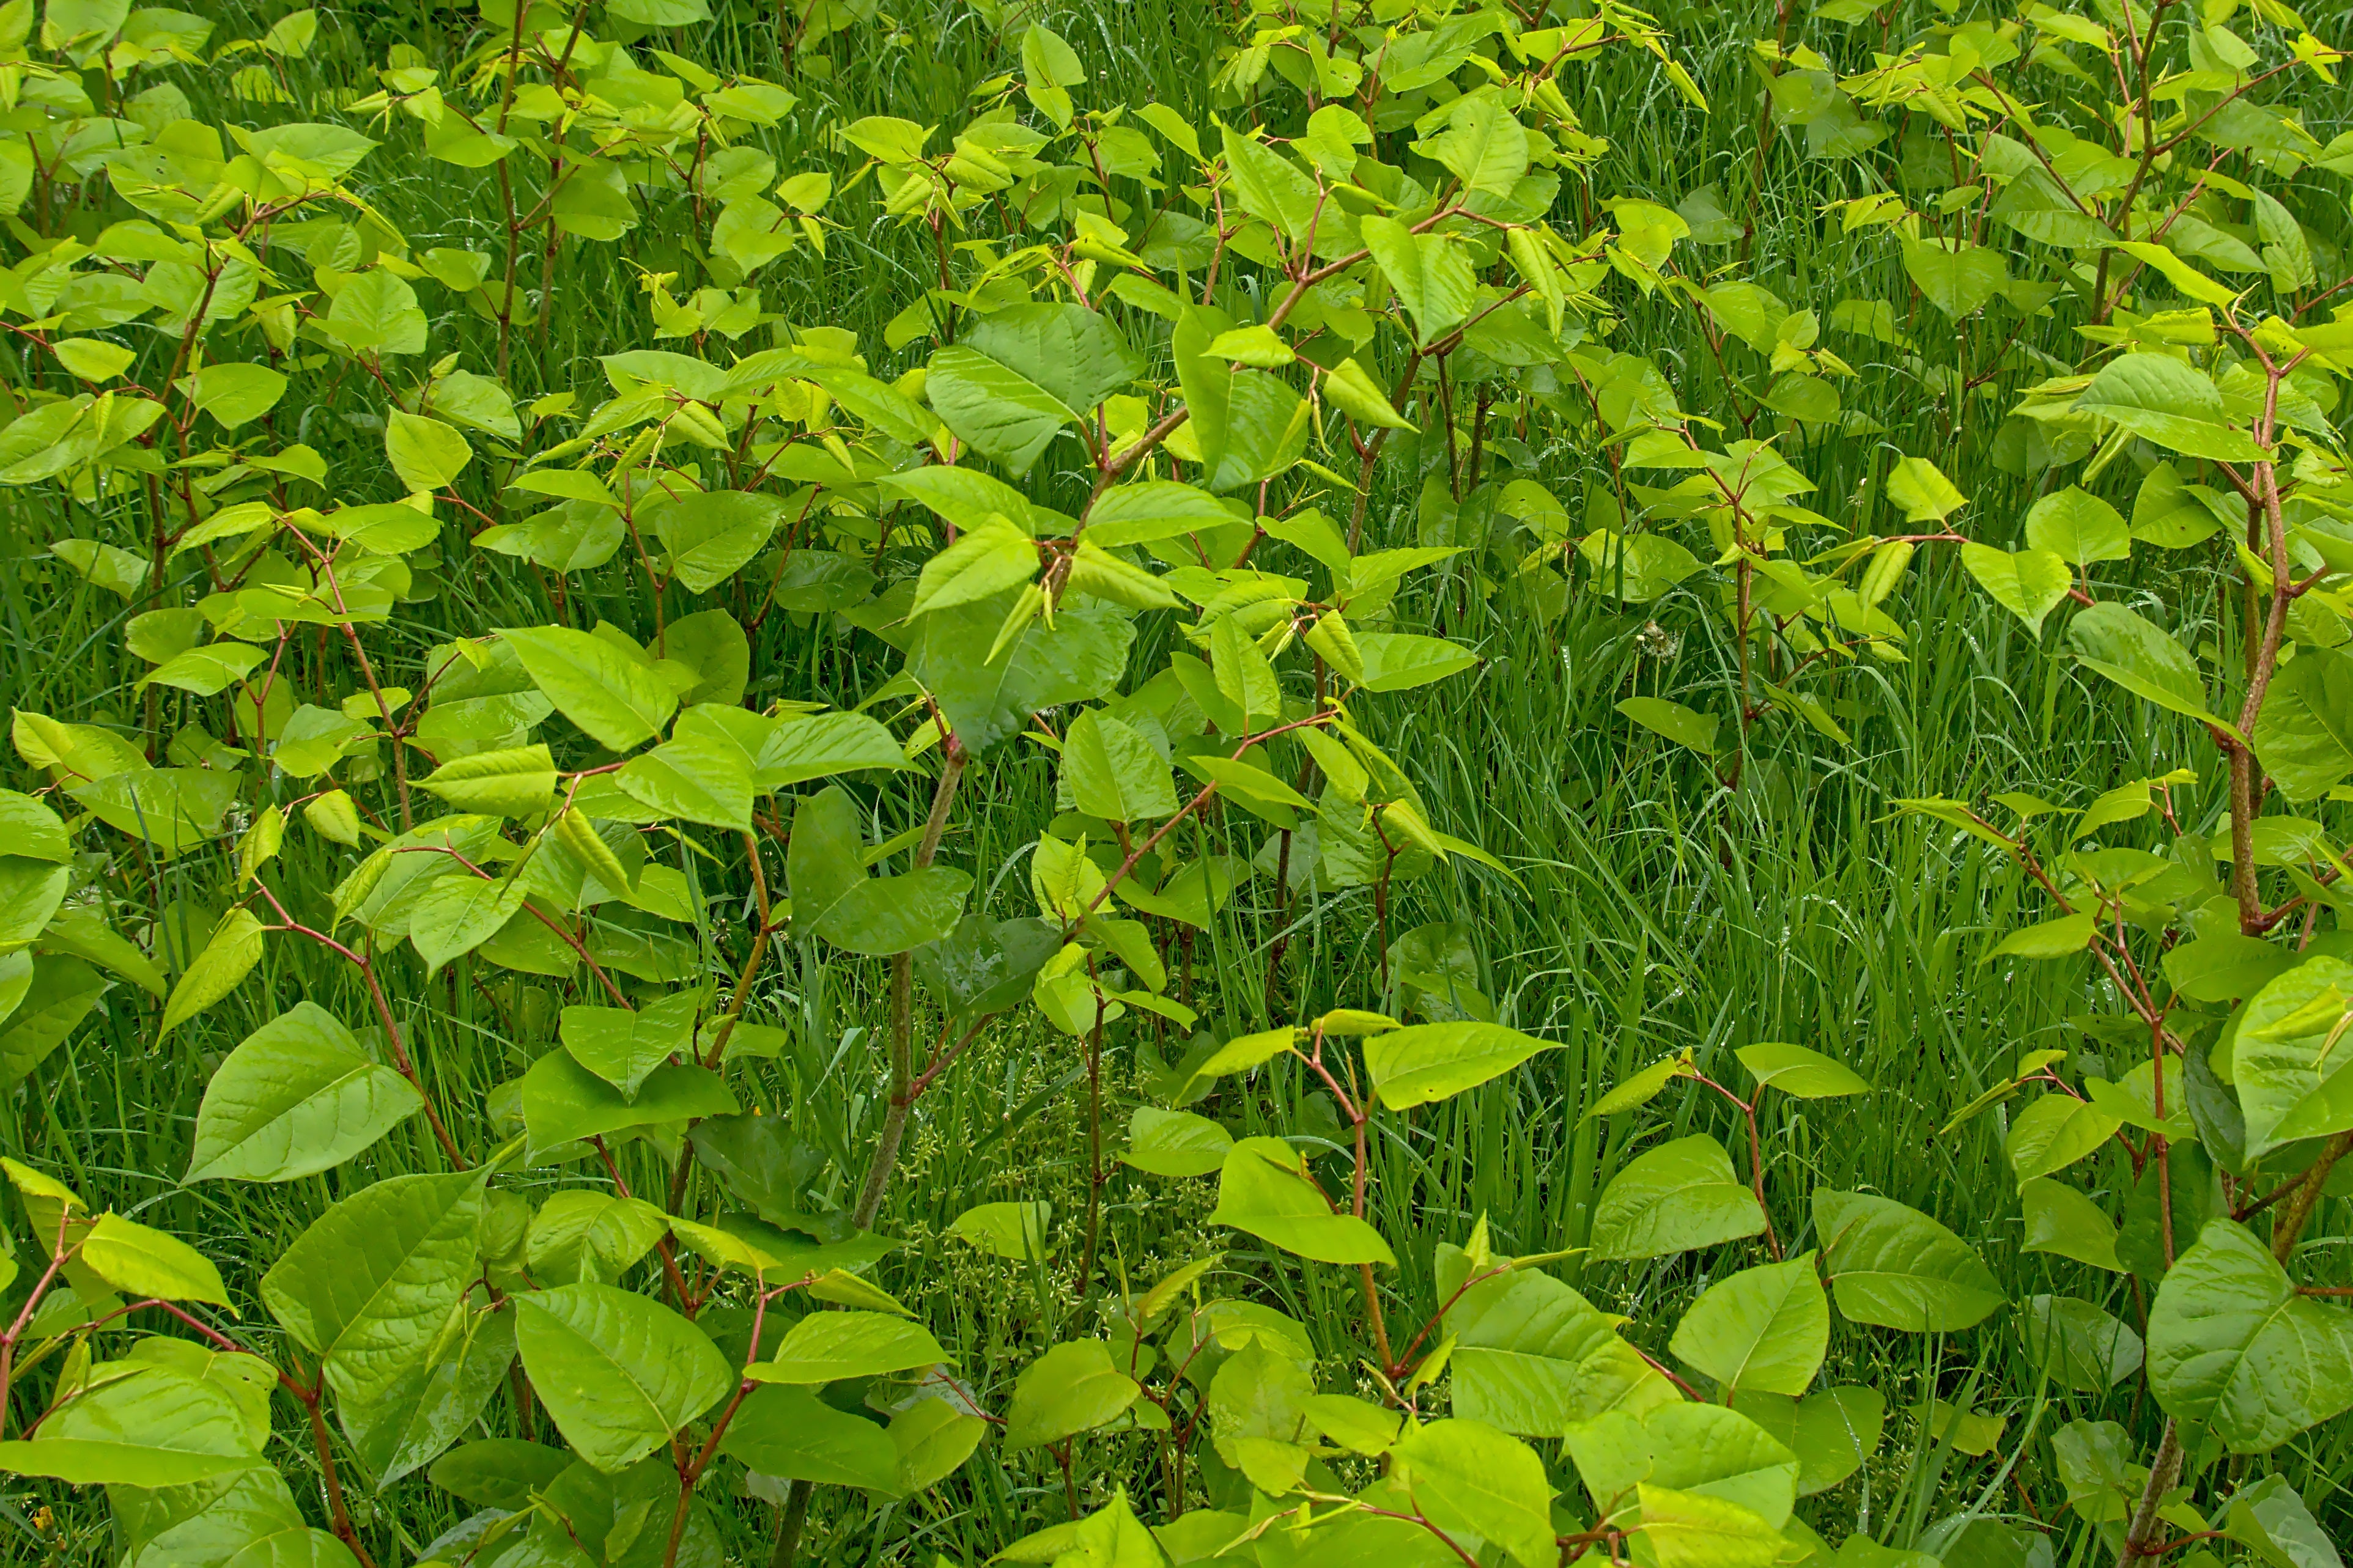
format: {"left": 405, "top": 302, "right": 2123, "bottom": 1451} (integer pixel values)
{"left": 849, "top": 742, "right": 967, "bottom": 1231}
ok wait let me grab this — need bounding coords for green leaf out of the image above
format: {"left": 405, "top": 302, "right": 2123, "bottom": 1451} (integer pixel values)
{"left": 745, "top": 1311, "right": 949, "bottom": 1383}
{"left": 324, "top": 268, "right": 427, "bottom": 356}
{"left": 1060, "top": 710, "right": 1177, "bottom": 823}
{"left": 560, "top": 991, "right": 701, "bottom": 1099}
{"left": 712, "top": 196, "right": 796, "bottom": 273}
{"left": 1586, "top": 1053, "right": 1696, "bottom": 1119}
{"left": 800, "top": 364, "right": 929, "bottom": 446}
{"left": 158, "top": 909, "right": 266, "bottom": 1036}
{"left": 925, "top": 344, "right": 1073, "bottom": 476}
{"left": 1219, "top": 126, "right": 1321, "bottom": 246}
{"left": 1924, "top": 1402, "right": 2014, "bottom": 1457}
{"left": 1209, "top": 615, "right": 1281, "bottom": 731}
{"left": 1633, "top": 1483, "right": 1786, "bottom": 1568}
{"left": 752, "top": 711, "right": 908, "bottom": 789}
{"left": 1019, "top": 23, "right": 1079, "bottom": 125}
{"left": 1179, "top": 1028, "right": 1300, "bottom": 1097}
{"left": 184, "top": 1003, "right": 423, "bottom": 1182}
{"left": 2232, "top": 956, "right": 2353, "bottom": 1160}
{"left": 182, "top": 363, "right": 289, "bottom": 431}
{"left": 0, "top": 1353, "right": 266, "bottom": 1487}
{"left": 1960, "top": 543, "right": 2072, "bottom": 636}
{"left": 1322, "top": 356, "right": 1414, "bottom": 430}
{"left": 1813, "top": 1188, "right": 2003, "bottom": 1331}
{"left": 428, "top": 1438, "right": 569, "bottom": 1514}
{"left": 51, "top": 538, "right": 151, "bottom": 600}
{"left": 500, "top": 625, "right": 678, "bottom": 753}
{"left": 2114, "top": 239, "right": 2242, "bottom": 307}
{"left": 2131, "top": 462, "right": 2222, "bottom": 548}
{"left": 1028, "top": 1498, "right": 1207, "bottom": 1564}
{"left": 1417, "top": 94, "right": 1530, "bottom": 198}
{"left": 1899, "top": 237, "right": 2007, "bottom": 320}
{"left": 2148, "top": 1218, "right": 2353, "bottom": 1452}
{"left": 1173, "top": 306, "right": 1312, "bottom": 493}
{"left": 51, "top": 337, "right": 131, "bottom": 382}
{"left": 1005, "top": 1339, "right": 1142, "bottom": 1449}
{"left": 519, "top": 1050, "right": 737, "bottom": 1153}
{"left": 816, "top": 866, "right": 972, "bottom": 957}
{"left": 907, "top": 594, "right": 1134, "bottom": 755}
{"left": 1121, "top": 1106, "right": 1233, "bottom": 1177}
{"left": 1989, "top": 911, "right": 2096, "bottom": 960}
{"left": 1617, "top": 696, "right": 1719, "bottom": 754}
{"left": 1209, "top": 1136, "right": 1395, "bottom": 1265}
{"left": 949, "top": 1200, "right": 1054, "bottom": 1260}
{"left": 719, "top": 1384, "right": 901, "bottom": 1489}
{"left": 1392, "top": 1418, "right": 1556, "bottom": 1568}
{"left": 1735, "top": 1043, "right": 1869, "bottom": 1099}
{"left": 418, "top": 745, "right": 556, "bottom": 818}
{"left": 913, "top": 914, "right": 1062, "bottom": 1024}
{"left": 2069, "top": 602, "right": 2233, "bottom": 733}
{"left": 405, "top": 874, "right": 528, "bottom": 974}
{"left": 0, "top": 791, "right": 69, "bottom": 866}
{"left": 550, "top": 155, "right": 637, "bottom": 240}
{"left": 1668, "top": 1253, "right": 1828, "bottom": 1397}
{"left": 1170, "top": 773, "right": 1299, "bottom": 852}
{"left": 1883, "top": 456, "right": 1967, "bottom": 523}
{"left": 888, "top": 1396, "right": 986, "bottom": 1495}
{"left": 528, "top": 1191, "right": 669, "bottom": 1286}
{"left": 2006, "top": 1091, "right": 2124, "bottom": 1184}
{"left": 910, "top": 517, "right": 1039, "bottom": 620}
{"left": 2021, "top": 1177, "right": 2123, "bottom": 1271}
{"left": 1304, "top": 1393, "right": 1403, "bottom": 1456}
{"left": 1202, "top": 1341, "right": 1313, "bottom": 1487}
{"left": 1362, "top": 215, "right": 1476, "bottom": 347}
{"left": 617, "top": 731, "right": 755, "bottom": 830}
{"left": 1080, "top": 480, "right": 1239, "bottom": 549}
{"left": 139, "top": 642, "right": 267, "bottom": 698}
{"left": 2256, "top": 647, "right": 2353, "bottom": 802}
{"left": 1580, "top": 529, "right": 1706, "bottom": 602}
{"left": 79, "top": 1212, "right": 229, "bottom": 1305}
{"left": 514, "top": 1282, "right": 734, "bottom": 1473}
{"left": 384, "top": 411, "right": 470, "bottom": 492}
{"left": 649, "top": 489, "right": 787, "bottom": 594}
{"left": 0, "top": 859, "right": 67, "bottom": 955}
{"left": 1209, "top": 325, "right": 1295, "bottom": 369}
{"left": 1351, "top": 632, "right": 1478, "bottom": 693}
{"left": 476, "top": 500, "right": 624, "bottom": 573}
{"left": 2074, "top": 353, "right": 2269, "bottom": 462}
{"left": 1441, "top": 1240, "right": 1672, "bottom": 1436}
{"left": 875, "top": 466, "right": 1058, "bottom": 536}
{"left": 2050, "top": 1418, "right": 2138, "bottom": 1523}
{"left": 2023, "top": 1294, "right": 2143, "bottom": 1393}
{"left": 1793, "top": 1388, "right": 1885, "bottom": 1496}
{"left": 1731, "top": 1386, "right": 1885, "bottom": 1496}
{"left": 347, "top": 1302, "right": 517, "bottom": 1489}
{"left": 1084, "top": 549, "right": 1181, "bottom": 619}
{"left": 2223, "top": 1471, "right": 2340, "bottom": 1568}
{"left": 1590, "top": 1135, "right": 1768, "bottom": 1259}
{"left": 272, "top": 706, "right": 371, "bottom": 779}
{"left": 2023, "top": 487, "right": 2130, "bottom": 565}
{"left": 963, "top": 302, "right": 1143, "bottom": 419}
{"left": 68, "top": 767, "right": 239, "bottom": 858}
{"left": 261, "top": 1171, "right": 485, "bottom": 1410}
{"left": 1642, "top": 1402, "right": 1800, "bottom": 1528}
{"left": 670, "top": 1215, "right": 893, "bottom": 1286}
{"left": 1365, "top": 1020, "right": 1549, "bottom": 1109}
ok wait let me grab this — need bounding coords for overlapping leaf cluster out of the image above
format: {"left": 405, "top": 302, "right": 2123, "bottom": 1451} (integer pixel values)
{"left": 0, "top": 0, "right": 2347, "bottom": 1563}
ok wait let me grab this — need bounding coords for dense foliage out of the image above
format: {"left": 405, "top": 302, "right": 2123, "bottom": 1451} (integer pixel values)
{"left": 0, "top": 0, "right": 2348, "bottom": 1562}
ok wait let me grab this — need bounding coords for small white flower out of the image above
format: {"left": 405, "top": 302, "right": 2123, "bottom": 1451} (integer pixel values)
{"left": 1635, "top": 620, "right": 1681, "bottom": 659}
